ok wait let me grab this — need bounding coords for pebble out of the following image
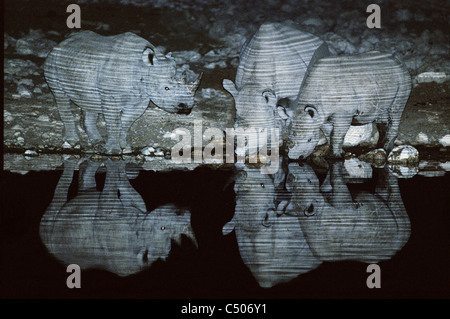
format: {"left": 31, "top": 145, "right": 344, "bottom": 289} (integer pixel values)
{"left": 343, "top": 124, "right": 377, "bottom": 147}
{"left": 171, "top": 50, "right": 202, "bottom": 64}
{"left": 24, "top": 149, "right": 38, "bottom": 156}
{"left": 388, "top": 165, "right": 419, "bottom": 179}
{"left": 416, "top": 132, "right": 429, "bottom": 144}
{"left": 141, "top": 146, "right": 155, "bottom": 155}
{"left": 15, "top": 29, "right": 57, "bottom": 58}
{"left": 440, "top": 162, "right": 450, "bottom": 171}
{"left": 387, "top": 145, "right": 419, "bottom": 165}
{"left": 344, "top": 158, "right": 373, "bottom": 179}
{"left": 438, "top": 135, "right": 450, "bottom": 147}
{"left": 416, "top": 72, "right": 448, "bottom": 84}
{"left": 16, "top": 85, "right": 32, "bottom": 98}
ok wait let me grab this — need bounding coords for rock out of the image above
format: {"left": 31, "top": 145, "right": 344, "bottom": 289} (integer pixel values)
{"left": 416, "top": 72, "right": 448, "bottom": 84}
{"left": 343, "top": 158, "right": 373, "bottom": 179}
{"left": 171, "top": 50, "right": 202, "bottom": 64}
{"left": 343, "top": 123, "right": 378, "bottom": 147}
{"left": 4, "top": 33, "right": 16, "bottom": 50}
{"left": 323, "top": 32, "right": 356, "bottom": 55}
{"left": 37, "top": 115, "right": 49, "bottom": 122}
{"left": 200, "top": 88, "right": 229, "bottom": 99}
{"left": 418, "top": 171, "right": 446, "bottom": 178}
{"left": 16, "top": 136, "right": 25, "bottom": 145}
{"left": 221, "top": 33, "right": 247, "bottom": 52}
{"left": 24, "top": 149, "right": 38, "bottom": 156}
{"left": 416, "top": 132, "right": 429, "bottom": 144}
{"left": 358, "top": 148, "right": 387, "bottom": 166}
{"left": 141, "top": 146, "right": 155, "bottom": 155}
{"left": 388, "top": 165, "right": 418, "bottom": 179}
{"left": 18, "top": 78, "right": 34, "bottom": 87}
{"left": 16, "top": 85, "right": 33, "bottom": 98}
{"left": 387, "top": 145, "right": 419, "bottom": 165}
{"left": 440, "top": 162, "right": 450, "bottom": 171}
{"left": 204, "top": 62, "right": 217, "bottom": 69}
{"left": 302, "top": 17, "right": 324, "bottom": 27}
{"left": 4, "top": 110, "right": 14, "bottom": 123}
{"left": 33, "top": 87, "right": 43, "bottom": 94}
{"left": 4, "top": 59, "right": 40, "bottom": 77}
{"left": 15, "top": 29, "right": 57, "bottom": 58}
{"left": 439, "top": 135, "right": 450, "bottom": 147}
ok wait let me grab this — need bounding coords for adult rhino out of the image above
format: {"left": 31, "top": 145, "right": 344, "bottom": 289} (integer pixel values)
{"left": 222, "top": 163, "right": 320, "bottom": 288}
{"left": 222, "top": 21, "right": 329, "bottom": 154}
{"left": 39, "top": 158, "right": 196, "bottom": 276}
{"left": 285, "top": 161, "right": 411, "bottom": 263}
{"left": 44, "top": 31, "right": 201, "bottom": 154}
{"left": 279, "top": 51, "right": 411, "bottom": 159}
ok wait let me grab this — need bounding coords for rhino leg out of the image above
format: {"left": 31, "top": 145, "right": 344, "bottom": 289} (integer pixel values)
{"left": 119, "top": 107, "right": 143, "bottom": 154}
{"left": 99, "top": 159, "right": 121, "bottom": 214}
{"left": 104, "top": 109, "right": 123, "bottom": 154}
{"left": 54, "top": 90, "right": 79, "bottom": 146}
{"left": 329, "top": 116, "right": 352, "bottom": 157}
{"left": 376, "top": 117, "right": 399, "bottom": 153}
{"left": 78, "top": 159, "right": 102, "bottom": 192}
{"left": 82, "top": 110, "right": 104, "bottom": 146}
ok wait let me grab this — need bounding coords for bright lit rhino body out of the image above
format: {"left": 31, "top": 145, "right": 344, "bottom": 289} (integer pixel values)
{"left": 44, "top": 31, "right": 200, "bottom": 154}
{"left": 282, "top": 51, "right": 411, "bottom": 159}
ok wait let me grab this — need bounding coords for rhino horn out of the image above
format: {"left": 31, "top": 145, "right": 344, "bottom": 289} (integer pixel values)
{"left": 180, "top": 223, "right": 198, "bottom": 248}
{"left": 189, "top": 72, "right": 203, "bottom": 93}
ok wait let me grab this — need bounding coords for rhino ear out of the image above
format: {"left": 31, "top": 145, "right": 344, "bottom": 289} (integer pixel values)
{"left": 276, "top": 98, "right": 290, "bottom": 120}
{"left": 223, "top": 79, "right": 238, "bottom": 98}
{"left": 304, "top": 104, "right": 318, "bottom": 119}
{"left": 222, "top": 218, "right": 236, "bottom": 236}
{"left": 142, "top": 47, "right": 155, "bottom": 66}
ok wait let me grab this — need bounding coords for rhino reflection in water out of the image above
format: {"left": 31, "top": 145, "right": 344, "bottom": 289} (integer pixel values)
{"left": 285, "top": 161, "right": 411, "bottom": 263}
{"left": 39, "top": 158, "right": 196, "bottom": 276}
{"left": 223, "top": 163, "right": 321, "bottom": 288}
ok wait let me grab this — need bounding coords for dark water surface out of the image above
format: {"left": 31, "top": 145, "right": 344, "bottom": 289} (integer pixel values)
{"left": 1, "top": 157, "right": 449, "bottom": 299}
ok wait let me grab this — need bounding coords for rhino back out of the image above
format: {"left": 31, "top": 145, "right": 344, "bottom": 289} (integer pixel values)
{"left": 236, "top": 21, "right": 329, "bottom": 100}
{"left": 301, "top": 51, "right": 411, "bottom": 117}
{"left": 44, "top": 31, "right": 151, "bottom": 110}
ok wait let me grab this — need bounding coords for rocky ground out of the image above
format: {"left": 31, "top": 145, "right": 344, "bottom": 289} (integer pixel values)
{"left": 3, "top": 0, "right": 449, "bottom": 174}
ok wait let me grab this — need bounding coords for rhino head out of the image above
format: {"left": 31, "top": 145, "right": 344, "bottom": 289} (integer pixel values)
{"left": 223, "top": 79, "right": 280, "bottom": 156}
{"left": 278, "top": 103, "right": 323, "bottom": 160}
{"left": 223, "top": 79, "right": 277, "bottom": 128}
{"left": 142, "top": 47, "right": 202, "bottom": 114}
{"left": 284, "top": 163, "right": 325, "bottom": 217}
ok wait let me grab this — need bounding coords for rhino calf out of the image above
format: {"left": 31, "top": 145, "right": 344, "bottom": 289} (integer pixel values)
{"left": 280, "top": 51, "right": 411, "bottom": 159}
{"left": 44, "top": 31, "right": 201, "bottom": 154}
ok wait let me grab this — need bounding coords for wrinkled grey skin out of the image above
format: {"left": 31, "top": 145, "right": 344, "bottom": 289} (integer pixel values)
{"left": 222, "top": 163, "right": 320, "bottom": 288}
{"left": 285, "top": 161, "right": 411, "bottom": 263}
{"left": 222, "top": 21, "right": 329, "bottom": 154}
{"left": 44, "top": 31, "right": 201, "bottom": 154}
{"left": 39, "top": 158, "right": 196, "bottom": 276}
{"left": 280, "top": 51, "right": 411, "bottom": 159}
